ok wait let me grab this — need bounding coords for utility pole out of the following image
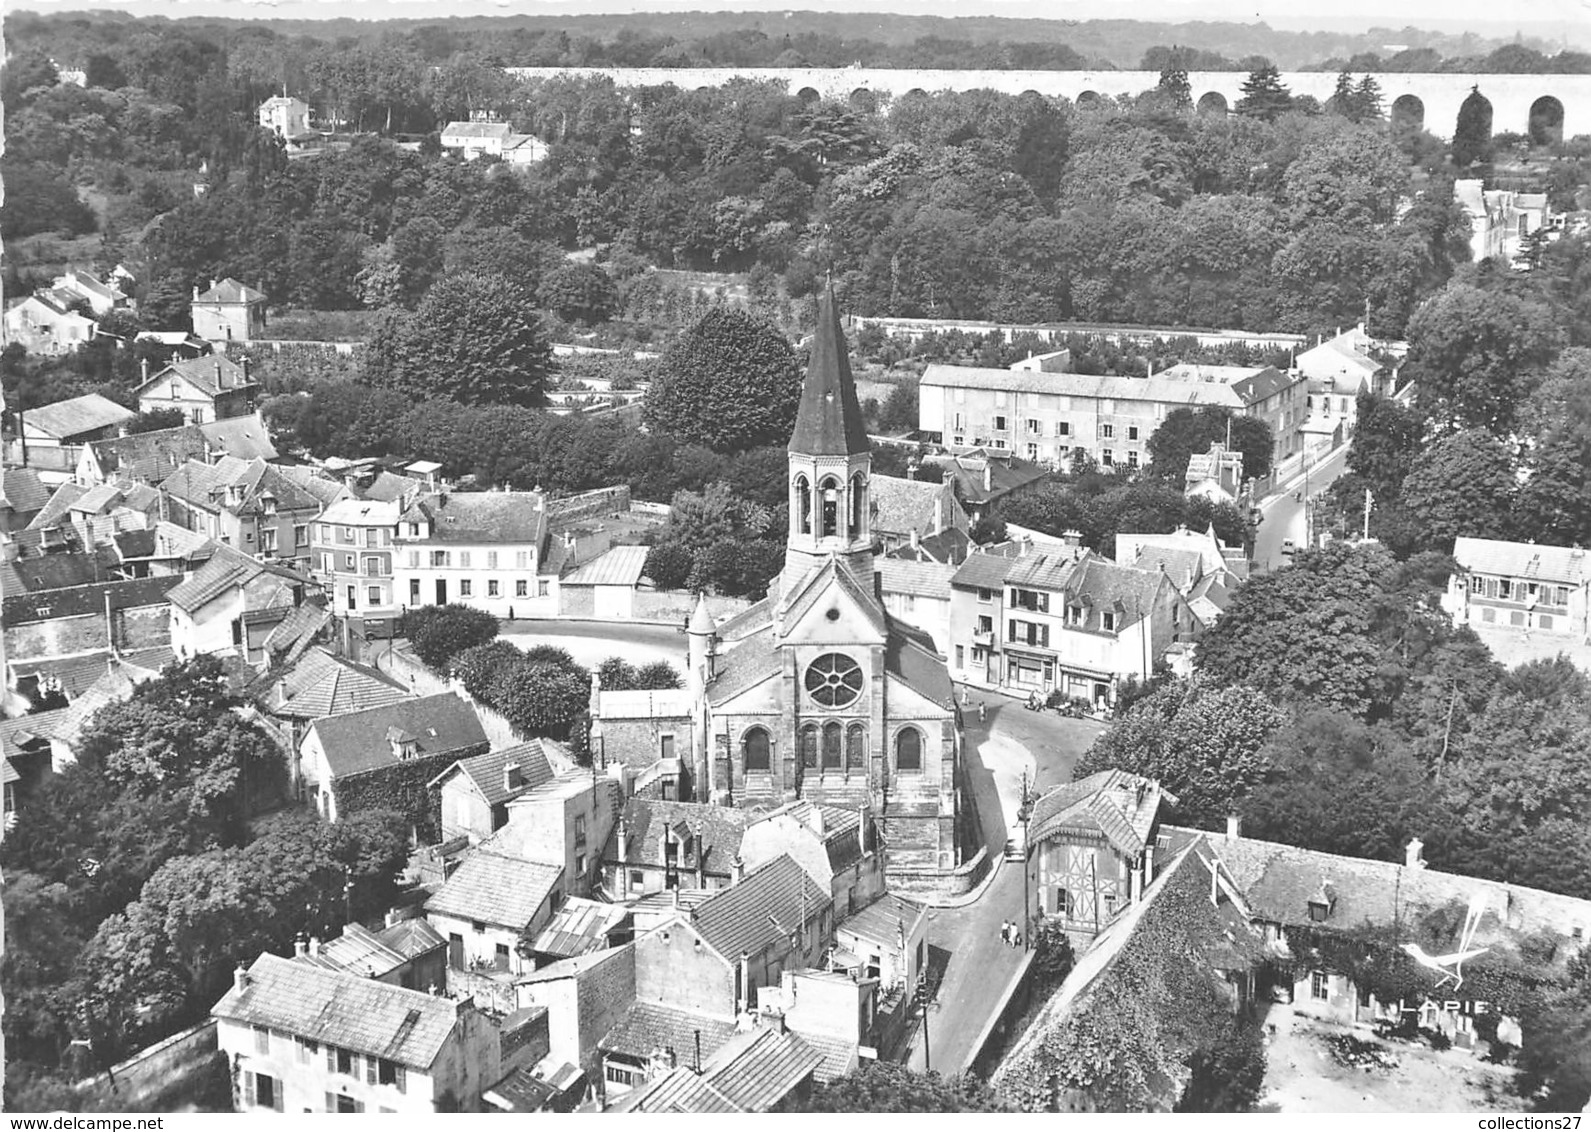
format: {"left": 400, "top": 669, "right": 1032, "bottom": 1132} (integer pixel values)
{"left": 1363, "top": 487, "right": 1373, "bottom": 542}
{"left": 1020, "top": 769, "right": 1033, "bottom": 952}
{"left": 916, "top": 979, "right": 932, "bottom": 1073}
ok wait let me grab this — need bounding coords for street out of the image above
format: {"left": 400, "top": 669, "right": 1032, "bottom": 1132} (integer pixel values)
{"left": 1252, "top": 444, "right": 1350, "bottom": 574}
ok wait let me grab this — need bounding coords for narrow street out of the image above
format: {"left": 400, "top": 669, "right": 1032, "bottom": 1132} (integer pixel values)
{"left": 1253, "top": 443, "right": 1351, "bottom": 573}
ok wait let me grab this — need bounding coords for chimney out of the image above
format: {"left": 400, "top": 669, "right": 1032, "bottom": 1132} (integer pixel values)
{"left": 294, "top": 932, "right": 309, "bottom": 958}
{"left": 192, "top": 285, "right": 200, "bottom": 302}
{"left": 859, "top": 802, "right": 868, "bottom": 854}
{"left": 241, "top": 357, "right": 252, "bottom": 384}
{"left": 694, "top": 825, "right": 706, "bottom": 889}
{"left": 141, "top": 356, "right": 150, "bottom": 383}
{"left": 309, "top": 936, "right": 321, "bottom": 957}
{"left": 1406, "top": 838, "right": 1425, "bottom": 869}
{"left": 731, "top": 854, "right": 745, "bottom": 883}
{"left": 1226, "top": 814, "right": 1241, "bottom": 842}
{"left": 693, "top": 1030, "right": 702, "bottom": 1075}
{"left": 738, "top": 950, "right": 752, "bottom": 1013}
{"left": 983, "top": 463, "right": 993, "bottom": 493}
{"left": 932, "top": 493, "right": 944, "bottom": 534}
{"left": 215, "top": 360, "right": 226, "bottom": 390}
{"left": 233, "top": 963, "right": 251, "bottom": 993}
{"left": 909, "top": 526, "right": 920, "bottom": 549}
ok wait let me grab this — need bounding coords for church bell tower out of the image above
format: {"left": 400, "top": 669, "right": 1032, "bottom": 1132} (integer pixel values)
{"left": 779, "top": 284, "right": 874, "bottom": 602}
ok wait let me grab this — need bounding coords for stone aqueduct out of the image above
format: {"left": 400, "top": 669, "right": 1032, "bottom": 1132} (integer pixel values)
{"left": 507, "top": 66, "right": 1589, "bottom": 141}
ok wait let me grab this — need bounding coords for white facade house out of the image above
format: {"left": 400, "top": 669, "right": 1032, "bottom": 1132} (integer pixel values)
{"left": 1295, "top": 324, "right": 1396, "bottom": 437}
{"left": 259, "top": 95, "right": 311, "bottom": 138}
{"left": 392, "top": 491, "right": 549, "bottom": 618}
{"left": 4, "top": 295, "right": 96, "bottom": 355}
{"left": 439, "top": 121, "right": 512, "bottom": 159}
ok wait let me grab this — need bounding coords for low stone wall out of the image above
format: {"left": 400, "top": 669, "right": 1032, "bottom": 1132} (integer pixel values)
{"left": 75, "top": 1019, "right": 219, "bottom": 1107}
{"left": 631, "top": 589, "right": 753, "bottom": 626}
{"left": 547, "top": 485, "right": 632, "bottom": 524}
{"left": 888, "top": 844, "right": 992, "bottom": 904}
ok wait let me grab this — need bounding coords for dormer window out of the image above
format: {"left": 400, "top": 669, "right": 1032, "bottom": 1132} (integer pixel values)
{"left": 1307, "top": 882, "right": 1336, "bottom": 923}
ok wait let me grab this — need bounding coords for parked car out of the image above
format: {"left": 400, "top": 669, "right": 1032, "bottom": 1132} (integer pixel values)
{"left": 1281, "top": 538, "right": 1296, "bottom": 557}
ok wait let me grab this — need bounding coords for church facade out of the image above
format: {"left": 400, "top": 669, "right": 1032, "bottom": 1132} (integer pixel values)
{"left": 593, "top": 287, "right": 966, "bottom": 885}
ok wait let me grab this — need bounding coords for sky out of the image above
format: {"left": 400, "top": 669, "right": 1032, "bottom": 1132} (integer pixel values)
{"left": 7, "top": 0, "right": 1589, "bottom": 42}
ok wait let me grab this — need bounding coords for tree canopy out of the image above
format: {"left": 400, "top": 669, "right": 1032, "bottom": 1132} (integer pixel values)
{"left": 643, "top": 308, "right": 803, "bottom": 453}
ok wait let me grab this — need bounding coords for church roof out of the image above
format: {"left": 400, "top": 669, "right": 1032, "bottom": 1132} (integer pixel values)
{"left": 779, "top": 557, "right": 886, "bottom": 640}
{"left": 788, "top": 285, "right": 870, "bottom": 458}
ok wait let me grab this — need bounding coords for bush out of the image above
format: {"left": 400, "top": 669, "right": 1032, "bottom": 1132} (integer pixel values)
{"left": 406, "top": 604, "right": 499, "bottom": 672}
{"left": 644, "top": 543, "right": 693, "bottom": 590}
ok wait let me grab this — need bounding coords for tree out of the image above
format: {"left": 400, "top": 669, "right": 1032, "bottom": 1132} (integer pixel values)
{"left": 643, "top": 543, "right": 693, "bottom": 591}
{"left": 1074, "top": 680, "right": 1282, "bottom": 825}
{"left": 1453, "top": 86, "right": 1494, "bottom": 168}
{"left": 405, "top": 603, "right": 499, "bottom": 671}
{"left": 125, "top": 407, "right": 186, "bottom": 434}
{"left": 788, "top": 1062, "right": 1012, "bottom": 1112}
{"left": 1517, "top": 950, "right": 1591, "bottom": 1111}
{"left": 1399, "top": 429, "right": 1517, "bottom": 547}
{"left": 1031, "top": 919, "right": 1075, "bottom": 990}
{"left": 451, "top": 640, "right": 526, "bottom": 701}
{"left": 1235, "top": 64, "right": 1292, "bottom": 122}
{"left": 366, "top": 272, "right": 555, "bottom": 408}
{"left": 1345, "top": 391, "right": 1423, "bottom": 500}
{"left": 1516, "top": 348, "right": 1591, "bottom": 546}
{"left": 1146, "top": 406, "right": 1273, "bottom": 481}
{"left": 537, "top": 262, "right": 617, "bottom": 325}
{"left": 485, "top": 656, "right": 590, "bottom": 741}
{"left": 1405, "top": 284, "right": 1560, "bottom": 434}
{"left": 1155, "top": 65, "right": 1192, "bottom": 112}
{"left": 643, "top": 308, "right": 802, "bottom": 453}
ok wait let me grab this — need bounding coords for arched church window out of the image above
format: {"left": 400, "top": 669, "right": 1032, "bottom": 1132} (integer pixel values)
{"left": 800, "top": 724, "right": 819, "bottom": 768}
{"left": 804, "top": 653, "right": 864, "bottom": 708}
{"left": 795, "top": 475, "right": 812, "bottom": 536}
{"left": 850, "top": 472, "right": 866, "bottom": 538}
{"left": 846, "top": 723, "right": 866, "bottom": 772}
{"left": 823, "top": 721, "right": 843, "bottom": 769}
{"left": 896, "top": 727, "right": 922, "bottom": 773}
{"left": 744, "top": 726, "right": 770, "bottom": 773}
{"left": 820, "top": 477, "right": 840, "bottom": 538}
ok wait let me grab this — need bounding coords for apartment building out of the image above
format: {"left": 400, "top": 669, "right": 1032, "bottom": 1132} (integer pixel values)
{"left": 160, "top": 457, "right": 322, "bottom": 568}
{"left": 1443, "top": 537, "right": 1591, "bottom": 639}
{"left": 392, "top": 491, "right": 548, "bottom": 617}
{"left": 312, "top": 497, "right": 406, "bottom": 624}
{"left": 948, "top": 548, "right": 1198, "bottom": 705}
{"left": 920, "top": 363, "right": 1307, "bottom": 473}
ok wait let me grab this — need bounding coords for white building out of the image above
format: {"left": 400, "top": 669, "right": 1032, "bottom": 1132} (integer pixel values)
{"left": 439, "top": 121, "right": 512, "bottom": 159}
{"left": 259, "top": 95, "right": 311, "bottom": 139}
{"left": 1295, "top": 323, "right": 1396, "bottom": 437}
{"left": 393, "top": 491, "right": 549, "bottom": 618}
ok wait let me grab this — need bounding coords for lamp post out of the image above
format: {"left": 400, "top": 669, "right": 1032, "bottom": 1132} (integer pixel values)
{"left": 1020, "top": 768, "right": 1034, "bottom": 952}
{"left": 915, "top": 978, "right": 933, "bottom": 1073}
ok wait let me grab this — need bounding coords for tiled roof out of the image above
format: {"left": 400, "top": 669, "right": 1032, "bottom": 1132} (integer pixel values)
{"left": 139, "top": 355, "right": 254, "bottom": 398}
{"left": 85, "top": 426, "right": 209, "bottom": 483}
{"left": 691, "top": 855, "right": 830, "bottom": 962}
{"left": 516, "top": 943, "right": 633, "bottom": 986}
{"left": 2, "top": 575, "right": 180, "bottom": 627}
{"left": 423, "top": 852, "right": 562, "bottom": 929}
{"left": 260, "top": 601, "right": 332, "bottom": 661}
{"left": 790, "top": 285, "right": 869, "bottom": 458}
{"left": 1030, "top": 770, "right": 1174, "bottom": 857}
{"left": 441, "top": 121, "right": 513, "bottom": 139}
{"left": 49, "top": 654, "right": 168, "bottom": 748}
{"left": 22, "top": 394, "right": 135, "bottom": 440}
{"left": 272, "top": 647, "right": 408, "bottom": 720}
{"left": 430, "top": 740, "right": 556, "bottom": 806}
{"left": 714, "top": 596, "right": 772, "bottom": 642}
{"left": 3, "top": 551, "right": 104, "bottom": 592}
{"left": 167, "top": 544, "right": 270, "bottom": 612}
{"left": 212, "top": 953, "right": 461, "bottom": 1070}
{"left": 563, "top": 545, "right": 647, "bottom": 587}
{"left": 705, "top": 626, "right": 780, "bottom": 705}
{"left": 379, "top": 917, "right": 447, "bottom": 960}
{"left": 274, "top": 464, "right": 350, "bottom": 507}
{"left": 837, "top": 892, "right": 926, "bottom": 951}
{"left": 884, "top": 617, "right": 954, "bottom": 705}
{"left": 869, "top": 474, "right": 950, "bottom": 537}
{"left": 1, "top": 467, "right": 51, "bottom": 514}
{"left": 530, "top": 897, "right": 631, "bottom": 960}
{"left": 401, "top": 491, "right": 547, "bottom": 545}
{"left": 608, "top": 798, "right": 754, "bottom": 873}
{"left": 0, "top": 708, "right": 67, "bottom": 761}
{"left": 633, "top": 1027, "right": 823, "bottom": 1113}
{"left": 598, "top": 1001, "right": 736, "bottom": 1061}
{"left": 1451, "top": 537, "right": 1591, "bottom": 585}
{"left": 1187, "top": 827, "right": 1591, "bottom": 972}
{"left": 199, "top": 414, "right": 278, "bottom": 462}
{"left": 1115, "top": 527, "right": 1232, "bottom": 579}
{"left": 305, "top": 923, "right": 414, "bottom": 980}
{"left": 307, "top": 692, "right": 487, "bottom": 779}
{"left": 320, "top": 496, "right": 402, "bottom": 527}
{"left": 26, "top": 483, "right": 88, "bottom": 531}
{"left": 886, "top": 526, "right": 974, "bottom": 566}
{"left": 950, "top": 551, "right": 1023, "bottom": 591}
{"left": 597, "top": 688, "right": 693, "bottom": 720}
{"left": 195, "top": 278, "right": 266, "bottom": 304}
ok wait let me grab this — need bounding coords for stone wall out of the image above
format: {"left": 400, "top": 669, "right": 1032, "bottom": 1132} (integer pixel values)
{"left": 74, "top": 1020, "right": 219, "bottom": 1108}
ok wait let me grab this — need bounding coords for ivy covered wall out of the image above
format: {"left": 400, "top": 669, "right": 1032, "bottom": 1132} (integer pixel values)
{"left": 334, "top": 743, "right": 487, "bottom": 841}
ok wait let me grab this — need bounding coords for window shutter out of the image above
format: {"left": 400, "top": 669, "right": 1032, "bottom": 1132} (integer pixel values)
{"left": 366, "top": 1056, "right": 378, "bottom": 1086}
{"left": 326, "top": 1045, "right": 336, "bottom": 1074}
{"left": 325, "top": 1093, "right": 336, "bottom": 1114}
{"left": 394, "top": 1066, "right": 407, "bottom": 1094}
{"left": 273, "top": 1082, "right": 285, "bottom": 1113}
{"left": 244, "top": 1072, "right": 256, "bottom": 1109}
{"left": 354, "top": 1100, "right": 366, "bottom": 1113}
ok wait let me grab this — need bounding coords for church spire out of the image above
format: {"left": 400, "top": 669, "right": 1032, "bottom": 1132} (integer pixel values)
{"left": 789, "top": 282, "right": 870, "bottom": 458}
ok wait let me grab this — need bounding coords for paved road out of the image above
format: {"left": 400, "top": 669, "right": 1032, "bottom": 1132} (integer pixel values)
{"left": 903, "top": 688, "right": 1101, "bottom": 1075}
{"left": 500, "top": 618, "right": 688, "bottom": 671}
{"left": 1253, "top": 444, "right": 1350, "bottom": 574}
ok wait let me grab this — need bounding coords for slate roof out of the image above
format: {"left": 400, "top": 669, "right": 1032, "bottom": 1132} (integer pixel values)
{"left": 690, "top": 855, "right": 830, "bottom": 962}
{"left": 306, "top": 693, "right": 487, "bottom": 779}
{"left": 401, "top": 491, "right": 547, "bottom": 545}
{"left": 0, "top": 708, "right": 67, "bottom": 762}
{"left": 928, "top": 451, "right": 1050, "bottom": 506}
{"left": 212, "top": 953, "right": 461, "bottom": 1070}
{"left": 85, "top": 426, "right": 210, "bottom": 483}
{"left": 1115, "top": 526, "right": 1232, "bottom": 579}
{"left": 780, "top": 557, "right": 887, "bottom": 640}
{"left": 530, "top": 897, "right": 631, "bottom": 960}
{"left": 563, "top": 545, "right": 647, "bottom": 587}
{"left": 3, "top": 551, "right": 104, "bottom": 592}
{"left": 272, "top": 647, "right": 408, "bottom": 720}
{"left": 423, "top": 852, "right": 562, "bottom": 929}
{"left": 1030, "top": 770, "right": 1176, "bottom": 857}
{"left": 608, "top": 798, "right": 754, "bottom": 872}
{"left": 22, "top": 394, "right": 135, "bottom": 441}
{"left": 950, "top": 551, "right": 1023, "bottom": 591}
{"left": 199, "top": 413, "right": 278, "bottom": 462}
{"left": 138, "top": 355, "right": 255, "bottom": 398}
{"left": 195, "top": 278, "right": 266, "bottom": 305}
{"left": 884, "top": 618, "right": 954, "bottom": 705}
{"left": 167, "top": 544, "right": 292, "bottom": 613}
{"left": 1185, "top": 827, "right": 1591, "bottom": 971}
{"left": 273, "top": 464, "right": 349, "bottom": 507}
{"left": 160, "top": 457, "right": 321, "bottom": 517}
{"left": 361, "top": 471, "right": 421, "bottom": 504}
{"left": 441, "top": 121, "right": 513, "bottom": 140}
{"left": 838, "top": 892, "right": 926, "bottom": 951}
{"left": 922, "top": 363, "right": 1273, "bottom": 411}
{"left": 1, "top": 467, "right": 52, "bottom": 515}
{"left": 885, "top": 526, "right": 974, "bottom": 566}
{"left": 789, "top": 284, "right": 869, "bottom": 458}
{"left": 429, "top": 740, "right": 556, "bottom": 805}
{"left": 2, "top": 575, "right": 180, "bottom": 627}
{"left": 869, "top": 474, "right": 951, "bottom": 537}
{"left": 1451, "top": 537, "right": 1591, "bottom": 585}
{"left": 598, "top": 1002, "right": 737, "bottom": 1062}
{"left": 632, "top": 1027, "right": 823, "bottom": 1113}
{"left": 26, "top": 483, "right": 88, "bottom": 531}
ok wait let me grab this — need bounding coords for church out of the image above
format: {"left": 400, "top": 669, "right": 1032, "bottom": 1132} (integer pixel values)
{"left": 591, "top": 286, "right": 967, "bottom": 887}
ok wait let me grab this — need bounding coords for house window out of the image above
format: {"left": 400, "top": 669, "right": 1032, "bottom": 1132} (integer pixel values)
{"left": 575, "top": 853, "right": 586, "bottom": 876}
{"left": 1127, "top": 450, "right": 1139, "bottom": 468}
{"left": 341, "top": 526, "right": 354, "bottom": 543}
{"left": 319, "top": 524, "right": 331, "bottom": 541}
{"left": 295, "top": 525, "right": 308, "bottom": 547}
{"left": 606, "top": 1065, "right": 637, "bottom": 1087}
{"left": 1027, "top": 444, "right": 1039, "bottom": 460}
{"left": 977, "top": 588, "right": 993, "bottom": 603}
{"left": 460, "top": 579, "right": 473, "bottom": 597}
{"left": 367, "top": 587, "right": 381, "bottom": 605}
{"left": 575, "top": 813, "right": 587, "bottom": 850}
{"left": 410, "top": 579, "right": 421, "bottom": 603}
{"left": 495, "top": 943, "right": 510, "bottom": 969}
{"left": 299, "top": 1038, "right": 319, "bottom": 1065}
{"left": 254, "top": 1024, "right": 270, "bottom": 1054}
{"left": 516, "top": 551, "right": 530, "bottom": 569}
{"left": 409, "top": 551, "right": 420, "bottom": 569}
{"left": 955, "top": 645, "right": 965, "bottom": 667}
{"left": 1102, "top": 612, "right": 1116, "bottom": 632}
{"left": 1100, "top": 423, "right": 1114, "bottom": 439}
{"left": 846, "top": 723, "right": 866, "bottom": 772}
{"left": 363, "top": 556, "right": 381, "bottom": 577}
{"left": 538, "top": 580, "right": 550, "bottom": 597}
{"left": 1056, "top": 421, "right": 1070, "bottom": 437}
{"left": 744, "top": 727, "right": 771, "bottom": 772}
{"left": 1128, "top": 426, "right": 1139, "bottom": 441}
{"left": 409, "top": 523, "right": 421, "bottom": 536}
{"left": 994, "top": 415, "right": 1008, "bottom": 431}
{"left": 472, "top": 920, "right": 486, "bottom": 933}
{"left": 334, "top": 1047, "right": 355, "bottom": 1076}
{"left": 1556, "top": 585, "right": 1570, "bottom": 605}
{"left": 488, "top": 580, "right": 500, "bottom": 597}
{"left": 344, "top": 554, "right": 355, "bottom": 570}
{"left": 377, "top": 1059, "right": 406, "bottom": 1092}
{"left": 630, "top": 870, "right": 645, "bottom": 889}
{"left": 1499, "top": 579, "right": 1513, "bottom": 599}
{"left": 1027, "top": 418, "right": 1041, "bottom": 434}
{"left": 1311, "top": 971, "right": 1330, "bottom": 1001}
{"left": 330, "top": 1095, "right": 363, "bottom": 1114}
{"left": 431, "top": 550, "right": 449, "bottom": 568}
{"left": 896, "top": 727, "right": 922, "bottom": 772}
{"left": 366, "top": 529, "right": 378, "bottom": 548}
{"left": 346, "top": 586, "right": 357, "bottom": 610}
{"left": 1101, "top": 449, "right": 1114, "bottom": 466}
{"left": 460, "top": 551, "right": 471, "bottom": 569}
{"left": 487, "top": 551, "right": 498, "bottom": 569}
{"left": 800, "top": 724, "right": 819, "bottom": 768}
{"left": 516, "top": 579, "right": 528, "bottom": 597}
{"left": 246, "top": 1071, "right": 284, "bottom": 1111}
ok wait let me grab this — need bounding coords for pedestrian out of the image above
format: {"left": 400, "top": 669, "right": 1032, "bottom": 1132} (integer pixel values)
{"left": 1000, "top": 920, "right": 1010, "bottom": 947}
{"left": 978, "top": 701, "right": 987, "bottom": 723}
{"left": 1012, "top": 929, "right": 1022, "bottom": 950}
